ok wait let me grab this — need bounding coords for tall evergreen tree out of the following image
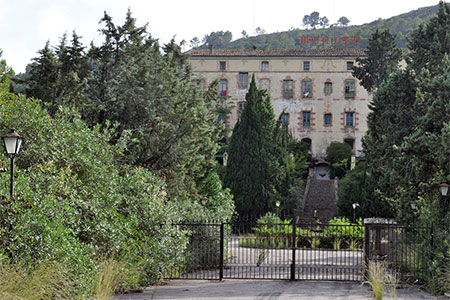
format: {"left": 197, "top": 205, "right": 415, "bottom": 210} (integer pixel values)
{"left": 352, "top": 28, "right": 401, "bottom": 92}
{"left": 224, "top": 75, "right": 281, "bottom": 217}
{"left": 362, "top": 2, "right": 450, "bottom": 223}
{"left": 360, "top": 4, "right": 450, "bottom": 290}
{"left": 408, "top": 1, "right": 450, "bottom": 76}
{"left": 26, "top": 41, "right": 58, "bottom": 104}
{"left": 25, "top": 32, "right": 88, "bottom": 115}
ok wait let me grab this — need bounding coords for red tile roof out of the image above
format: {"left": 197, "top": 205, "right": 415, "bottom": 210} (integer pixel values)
{"left": 188, "top": 48, "right": 367, "bottom": 58}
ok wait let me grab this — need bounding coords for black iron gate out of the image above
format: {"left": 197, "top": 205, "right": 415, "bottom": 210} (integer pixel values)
{"left": 166, "top": 219, "right": 364, "bottom": 281}
{"left": 363, "top": 221, "right": 432, "bottom": 283}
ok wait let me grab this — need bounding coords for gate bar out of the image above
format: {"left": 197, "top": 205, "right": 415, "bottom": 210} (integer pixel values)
{"left": 220, "top": 223, "right": 224, "bottom": 281}
{"left": 291, "top": 218, "right": 296, "bottom": 280}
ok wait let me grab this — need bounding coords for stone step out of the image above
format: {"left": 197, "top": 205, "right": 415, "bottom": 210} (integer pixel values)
{"left": 301, "top": 177, "right": 337, "bottom": 223}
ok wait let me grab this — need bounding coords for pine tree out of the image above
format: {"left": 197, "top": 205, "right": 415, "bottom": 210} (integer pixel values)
{"left": 408, "top": 1, "right": 450, "bottom": 76}
{"left": 224, "top": 75, "right": 281, "bottom": 217}
{"left": 25, "top": 32, "right": 88, "bottom": 115}
{"left": 352, "top": 28, "right": 401, "bottom": 92}
{"left": 26, "top": 41, "right": 58, "bottom": 105}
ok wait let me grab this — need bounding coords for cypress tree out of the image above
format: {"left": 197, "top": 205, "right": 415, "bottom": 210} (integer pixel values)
{"left": 352, "top": 28, "right": 401, "bottom": 92}
{"left": 224, "top": 75, "right": 280, "bottom": 217}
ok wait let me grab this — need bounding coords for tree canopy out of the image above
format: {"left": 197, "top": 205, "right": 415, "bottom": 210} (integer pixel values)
{"left": 302, "top": 11, "right": 329, "bottom": 29}
{"left": 352, "top": 28, "right": 402, "bottom": 92}
{"left": 223, "top": 75, "right": 279, "bottom": 216}
{"left": 337, "top": 16, "right": 350, "bottom": 26}
{"left": 16, "top": 11, "right": 234, "bottom": 222}
{"left": 224, "top": 76, "right": 306, "bottom": 217}
{"left": 348, "top": 2, "right": 450, "bottom": 291}
{"left": 1, "top": 9, "right": 236, "bottom": 296}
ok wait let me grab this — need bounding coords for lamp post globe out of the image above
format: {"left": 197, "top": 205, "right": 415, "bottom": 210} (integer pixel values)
{"left": 2, "top": 128, "right": 22, "bottom": 197}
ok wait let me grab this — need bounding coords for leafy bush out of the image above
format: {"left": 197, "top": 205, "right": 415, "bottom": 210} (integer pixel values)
{"left": 0, "top": 92, "right": 188, "bottom": 295}
{"left": 326, "top": 142, "right": 352, "bottom": 178}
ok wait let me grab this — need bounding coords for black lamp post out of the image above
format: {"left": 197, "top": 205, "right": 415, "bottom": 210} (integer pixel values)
{"left": 2, "top": 128, "right": 23, "bottom": 198}
{"left": 352, "top": 202, "right": 359, "bottom": 223}
{"left": 275, "top": 201, "right": 280, "bottom": 217}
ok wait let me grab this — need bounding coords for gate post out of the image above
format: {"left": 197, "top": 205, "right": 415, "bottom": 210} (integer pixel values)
{"left": 291, "top": 217, "right": 296, "bottom": 281}
{"left": 364, "top": 222, "right": 370, "bottom": 278}
{"left": 219, "top": 223, "right": 224, "bottom": 281}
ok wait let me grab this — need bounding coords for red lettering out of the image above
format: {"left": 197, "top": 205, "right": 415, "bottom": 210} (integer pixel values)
{"left": 341, "top": 36, "right": 349, "bottom": 46}
{"left": 311, "top": 36, "right": 319, "bottom": 44}
{"left": 351, "top": 36, "right": 360, "bottom": 45}
{"left": 321, "top": 36, "right": 329, "bottom": 45}
{"left": 301, "top": 36, "right": 309, "bottom": 45}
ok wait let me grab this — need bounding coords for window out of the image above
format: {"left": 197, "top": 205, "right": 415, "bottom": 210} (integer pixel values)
{"left": 324, "top": 82, "right": 332, "bottom": 95}
{"left": 301, "top": 138, "right": 312, "bottom": 152}
{"left": 261, "top": 61, "right": 269, "bottom": 72}
{"left": 345, "top": 79, "right": 355, "bottom": 99}
{"left": 302, "top": 111, "right": 311, "bottom": 127}
{"left": 259, "top": 79, "right": 270, "bottom": 91}
{"left": 219, "top": 61, "right": 226, "bottom": 71}
{"left": 303, "top": 61, "right": 310, "bottom": 71}
{"left": 345, "top": 112, "right": 354, "bottom": 127}
{"left": 302, "top": 79, "right": 312, "bottom": 98}
{"left": 346, "top": 61, "right": 354, "bottom": 71}
{"left": 283, "top": 80, "right": 293, "bottom": 99}
{"left": 237, "top": 101, "right": 245, "bottom": 118}
{"left": 324, "top": 113, "right": 332, "bottom": 126}
{"left": 282, "top": 113, "right": 289, "bottom": 124}
{"left": 218, "top": 79, "right": 227, "bottom": 97}
{"left": 238, "top": 72, "right": 248, "bottom": 89}
{"left": 344, "top": 138, "right": 355, "bottom": 151}
{"left": 238, "top": 101, "right": 245, "bottom": 111}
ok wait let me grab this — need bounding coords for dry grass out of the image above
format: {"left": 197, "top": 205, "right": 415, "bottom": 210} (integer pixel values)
{"left": 94, "top": 258, "right": 126, "bottom": 300}
{"left": 386, "top": 271, "right": 399, "bottom": 300}
{"left": 0, "top": 261, "right": 79, "bottom": 300}
{"left": 366, "top": 261, "right": 386, "bottom": 300}
{"left": 365, "top": 261, "right": 399, "bottom": 300}
{"left": 436, "top": 258, "right": 450, "bottom": 294}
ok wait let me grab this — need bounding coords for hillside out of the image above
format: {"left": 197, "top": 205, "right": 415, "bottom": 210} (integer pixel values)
{"left": 198, "top": 4, "right": 439, "bottom": 50}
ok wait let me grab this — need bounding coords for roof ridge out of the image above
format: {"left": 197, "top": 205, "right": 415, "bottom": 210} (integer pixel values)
{"left": 188, "top": 48, "right": 367, "bottom": 57}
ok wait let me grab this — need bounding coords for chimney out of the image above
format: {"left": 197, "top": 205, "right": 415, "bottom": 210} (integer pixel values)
{"left": 209, "top": 44, "right": 214, "bottom": 54}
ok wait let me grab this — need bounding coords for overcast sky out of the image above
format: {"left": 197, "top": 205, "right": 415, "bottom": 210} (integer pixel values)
{"left": 0, "top": 0, "right": 442, "bottom": 73}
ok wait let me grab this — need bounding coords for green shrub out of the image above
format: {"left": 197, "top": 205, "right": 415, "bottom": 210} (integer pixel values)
{"left": 326, "top": 142, "right": 352, "bottom": 179}
{"left": 0, "top": 93, "right": 188, "bottom": 295}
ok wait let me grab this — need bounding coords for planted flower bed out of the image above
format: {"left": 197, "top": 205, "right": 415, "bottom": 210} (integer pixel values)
{"left": 240, "top": 214, "right": 363, "bottom": 250}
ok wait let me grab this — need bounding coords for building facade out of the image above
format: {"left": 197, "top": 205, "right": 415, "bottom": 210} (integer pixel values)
{"left": 188, "top": 48, "right": 370, "bottom": 159}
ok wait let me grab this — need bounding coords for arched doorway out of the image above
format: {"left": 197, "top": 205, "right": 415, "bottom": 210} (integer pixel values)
{"left": 315, "top": 160, "right": 330, "bottom": 180}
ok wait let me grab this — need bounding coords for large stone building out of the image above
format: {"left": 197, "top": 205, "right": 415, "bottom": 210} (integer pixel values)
{"left": 188, "top": 48, "right": 370, "bottom": 159}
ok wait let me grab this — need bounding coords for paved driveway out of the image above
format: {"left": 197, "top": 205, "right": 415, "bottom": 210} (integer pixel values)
{"left": 114, "top": 280, "right": 441, "bottom": 300}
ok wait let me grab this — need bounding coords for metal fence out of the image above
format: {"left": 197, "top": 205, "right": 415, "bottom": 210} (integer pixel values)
{"left": 164, "top": 219, "right": 432, "bottom": 283}
{"left": 165, "top": 219, "right": 364, "bottom": 281}
{"left": 364, "top": 223, "right": 433, "bottom": 283}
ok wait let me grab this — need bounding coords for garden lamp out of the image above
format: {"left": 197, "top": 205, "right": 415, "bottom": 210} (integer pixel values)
{"left": 440, "top": 183, "right": 448, "bottom": 197}
{"left": 2, "top": 128, "right": 22, "bottom": 197}
{"left": 440, "top": 183, "right": 449, "bottom": 218}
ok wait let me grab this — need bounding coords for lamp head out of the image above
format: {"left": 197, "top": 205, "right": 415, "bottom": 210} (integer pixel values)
{"left": 440, "top": 183, "right": 449, "bottom": 196}
{"left": 2, "top": 128, "right": 22, "bottom": 157}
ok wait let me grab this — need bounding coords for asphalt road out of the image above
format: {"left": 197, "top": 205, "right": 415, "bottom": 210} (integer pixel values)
{"left": 114, "top": 279, "right": 441, "bottom": 300}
